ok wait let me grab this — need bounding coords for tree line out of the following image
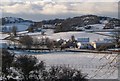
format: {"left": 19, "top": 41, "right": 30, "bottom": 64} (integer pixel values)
{"left": 10, "top": 35, "right": 78, "bottom": 51}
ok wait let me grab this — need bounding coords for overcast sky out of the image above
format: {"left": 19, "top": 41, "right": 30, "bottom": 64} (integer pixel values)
{"left": 0, "top": 0, "right": 119, "bottom": 21}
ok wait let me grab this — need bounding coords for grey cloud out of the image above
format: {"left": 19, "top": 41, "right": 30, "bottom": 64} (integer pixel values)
{"left": 31, "top": 4, "right": 43, "bottom": 11}
{"left": 3, "top": 11, "right": 118, "bottom": 21}
{"left": 1, "top": 2, "right": 119, "bottom": 21}
{"left": 2, "top": 12, "right": 82, "bottom": 21}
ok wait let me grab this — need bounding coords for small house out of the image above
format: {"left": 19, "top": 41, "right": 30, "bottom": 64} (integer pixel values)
{"left": 77, "top": 42, "right": 94, "bottom": 49}
{"left": 77, "top": 38, "right": 94, "bottom": 49}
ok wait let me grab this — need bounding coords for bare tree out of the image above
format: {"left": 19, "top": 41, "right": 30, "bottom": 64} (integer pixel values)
{"left": 45, "top": 38, "right": 54, "bottom": 51}
{"left": 112, "top": 30, "right": 120, "bottom": 48}
{"left": 28, "top": 26, "right": 34, "bottom": 33}
{"left": 11, "top": 26, "right": 17, "bottom": 36}
{"left": 88, "top": 30, "right": 120, "bottom": 79}
{"left": 19, "top": 35, "right": 33, "bottom": 49}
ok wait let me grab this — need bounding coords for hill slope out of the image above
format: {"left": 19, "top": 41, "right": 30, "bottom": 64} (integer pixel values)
{"left": 0, "top": 17, "right": 34, "bottom": 32}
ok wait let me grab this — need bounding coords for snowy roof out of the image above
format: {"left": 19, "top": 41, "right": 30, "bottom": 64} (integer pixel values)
{"left": 77, "top": 38, "right": 89, "bottom": 42}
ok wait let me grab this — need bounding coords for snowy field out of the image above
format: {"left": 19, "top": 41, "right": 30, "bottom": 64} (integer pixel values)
{"left": 34, "top": 52, "right": 118, "bottom": 79}
{"left": 13, "top": 51, "right": 118, "bottom": 79}
{"left": 0, "top": 32, "right": 10, "bottom": 40}
{"left": 0, "top": 30, "right": 112, "bottom": 41}
{"left": 45, "top": 31, "right": 110, "bottom": 42}
{"left": 3, "top": 22, "right": 32, "bottom": 31}
{"left": 20, "top": 29, "right": 111, "bottom": 42}
{"left": 18, "top": 30, "right": 111, "bottom": 42}
{"left": 1, "top": 28, "right": 118, "bottom": 79}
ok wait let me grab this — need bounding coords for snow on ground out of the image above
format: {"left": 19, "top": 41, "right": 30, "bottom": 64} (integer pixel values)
{"left": 17, "top": 29, "right": 54, "bottom": 35}
{"left": 13, "top": 51, "right": 118, "bottom": 79}
{"left": 15, "top": 29, "right": 112, "bottom": 43}
{"left": 33, "top": 52, "right": 118, "bottom": 79}
{"left": 11, "top": 51, "right": 118, "bottom": 79}
{"left": 0, "top": 40, "right": 8, "bottom": 43}
{"left": 46, "top": 31, "right": 109, "bottom": 42}
{"left": 76, "top": 24, "right": 105, "bottom": 31}
{"left": 17, "top": 31, "right": 28, "bottom": 34}
{"left": 45, "top": 29, "right": 54, "bottom": 35}
{"left": 3, "top": 22, "right": 32, "bottom": 31}
{"left": 88, "top": 24, "right": 105, "bottom": 30}
{"left": 95, "top": 31, "right": 117, "bottom": 35}
{"left": 17, "top": 29, "right": 54, "bottom": 36}
{"left": 0, "top": 33, "right": 10, "bottom": 40}
{"left": 100, "top": 20, "right": 108, "bottom": 24}
{"left": 24, "top": 31, "right": 110, "bottom": 42}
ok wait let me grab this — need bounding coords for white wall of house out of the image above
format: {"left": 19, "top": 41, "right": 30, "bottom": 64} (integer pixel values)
{"left": 91, "top": 41, "right": 113, "bottom": 49}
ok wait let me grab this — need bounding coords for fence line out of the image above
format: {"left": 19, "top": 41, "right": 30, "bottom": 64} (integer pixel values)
{"left": 45, "top": 64, "right": 116, "bottom": 69}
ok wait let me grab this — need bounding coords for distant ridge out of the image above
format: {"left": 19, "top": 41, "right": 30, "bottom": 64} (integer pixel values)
{"left": 1, "top": 17, "right": 34, "bottom": 25}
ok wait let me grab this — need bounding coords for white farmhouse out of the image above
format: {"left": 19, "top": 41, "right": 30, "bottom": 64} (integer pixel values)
{"left": 77, "top": 38, "right": 93, "bottom": 49}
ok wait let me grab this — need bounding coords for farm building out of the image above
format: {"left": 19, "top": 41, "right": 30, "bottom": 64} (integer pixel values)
{"left": 77, "top": 38, "right": 93, "bottom": 49}
{"left": 77, "top": 42, "right": 94, "bottom": 49}
{"left": 91, "top": 41, "right": 115, "bottom": 50}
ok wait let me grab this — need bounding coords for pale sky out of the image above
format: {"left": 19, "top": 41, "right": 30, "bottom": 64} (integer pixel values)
{"left": 0, "top": 0, "right": 119, "bottom": 21}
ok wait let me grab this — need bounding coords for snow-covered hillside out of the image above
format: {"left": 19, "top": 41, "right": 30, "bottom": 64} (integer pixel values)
{"left": 88, "top": 24, "right": 105, "bottom": 30}
{"left": 2, "top": 17, "right": 33, "bottom": 24}
{"left": 3, "top": 17, "right": 24, "bottom": 23}
{"left": 3, "top": 22, "right": 32, "bottom": 31}
{"left": 1, "top": 17, "right": 34, "bottom": 32}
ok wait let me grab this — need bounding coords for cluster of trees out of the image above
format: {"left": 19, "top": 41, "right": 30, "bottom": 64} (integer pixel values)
{"left": 18, "top": 35, "right": 78, "bottom": 51}
{"left": 54, "top": 15, "right": 120, "bottom": 33}
{"left": 11, "top": 26, "right": 17, "bottom": 36}
{"left": 18, "top": 35, "right": 53, "bottom": 50}
{"left": 54, "top": 15, "right": 100, "bottom": 33}
{"left": 104, "top": 18, "right": 120, "bottom": 29}
{"left": 1, "top": 49, "right": 88, "bottom": 81}
{"left": 1, "top": 26, "right": 17, "bottom": 35}
{"left": 19, "top": 35, "right": 33, "bottom": 49}
{"left": 112, "top": 31, "right": 120, "bottom": 48}
{"left": 42, "top": 19, "right": 64, "bottom": 25}
{"left": 27, "top": 22, "right": 43, "bottom": 33}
